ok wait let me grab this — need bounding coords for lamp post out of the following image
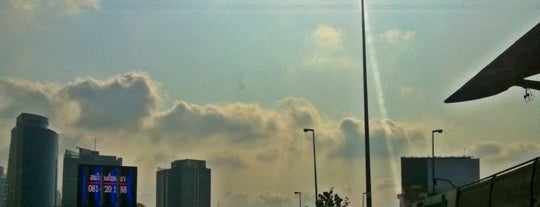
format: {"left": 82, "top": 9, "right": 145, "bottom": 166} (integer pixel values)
{"left": 360, "top": 0, "right": 372, "bottom": 206}
{"left": 294, "top": 192, "right": 302, "bottom": 207}
{"left": 431, "top": 129, "right": 443, "bottom": 194}
{"left": 303, "top": 128, "right": 318, "bottom": 205}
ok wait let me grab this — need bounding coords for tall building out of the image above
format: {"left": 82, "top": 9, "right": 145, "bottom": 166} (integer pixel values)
{"left": 156, "top": 159, "right": 211, "bottom": 207}
{"left": 62, "top": 147, "right": 123, "bottom": 207}
{"left": 398, "top": 156, "right": 479, "bottom": 207}
{"left": 6, "top": 113, "right": 59, "bottom": 207}
{"left": 0, "top": 166, "right": 6, "bottom": 207}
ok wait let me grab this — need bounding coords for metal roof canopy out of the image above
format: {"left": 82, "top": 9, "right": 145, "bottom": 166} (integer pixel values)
{"left": 445, "top": 22, "right": 540, "bottom": 103}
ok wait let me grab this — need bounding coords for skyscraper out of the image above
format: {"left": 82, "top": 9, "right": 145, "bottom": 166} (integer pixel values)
{"left": 6, "top": 113, "right": 59, "bottom": 207}
{"left": 0, "top": 166, "right": 6, "bottom": 207}
{"left": 156, "top": 159, "right": 211, "bottom": 207}
{"left": 62, "top": 147, "right": 123, "bottom": 207}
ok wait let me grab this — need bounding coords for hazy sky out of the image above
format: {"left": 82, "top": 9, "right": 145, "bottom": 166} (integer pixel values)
{"left": 1, "top": 0, "right": 539, "bottom": 206}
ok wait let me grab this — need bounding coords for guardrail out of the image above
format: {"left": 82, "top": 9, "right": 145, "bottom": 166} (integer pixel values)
{"left": 456, "top": 157, "right": 539, "bottom": 207}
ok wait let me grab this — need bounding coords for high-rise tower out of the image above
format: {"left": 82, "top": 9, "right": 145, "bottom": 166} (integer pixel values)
{"left": 62, "top": 147, "right": 123, "bottom": 207}
{"left": 0, "top": 166, "right": 6, "bottom": 207}
{"left": 156, "top": 159, "right": 211, "bottom": 207}
{"left": 6, "top": 113, "right": 59, "bottom": 206}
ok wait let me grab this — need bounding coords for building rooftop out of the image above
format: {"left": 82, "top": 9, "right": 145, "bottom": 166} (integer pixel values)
{"left": 401, "top": 156, "right": 476, "bottom": 159}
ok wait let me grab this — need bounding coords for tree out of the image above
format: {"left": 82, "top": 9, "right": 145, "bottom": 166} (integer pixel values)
{"left": 316, "top": 188, "right": 350, "bottom": 207}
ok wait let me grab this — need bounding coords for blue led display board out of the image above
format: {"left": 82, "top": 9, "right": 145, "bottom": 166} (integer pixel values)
{"left": 78, "top": 165, "right": 137, "bottom": 207}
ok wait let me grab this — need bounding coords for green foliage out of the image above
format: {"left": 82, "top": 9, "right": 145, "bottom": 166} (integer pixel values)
{"left": 316, "top": 188, "right": 350, "bottom": 207}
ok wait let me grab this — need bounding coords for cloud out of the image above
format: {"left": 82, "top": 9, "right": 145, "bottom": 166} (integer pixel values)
{"left": 0, "top": 72, "right": 434, "bottom": 207}
{"left": 275, "top": 97, "right": 321, "bottom": 129}
{"left": 149, "top": 101, "right": 280, "bottom": 144}
{"left": 256, "top": 147, "right": 280, "bottom": 162}
{"left": 330, "top": 118, "right": 428, "bottom": 159}
{"left": 291, "top": 25, "right": 354, "bottom": 72}
{"left": 0, "top": 78, "right": 57, "bottom": 120}
{"left": 314, "top": 25, "right": 343, "bottom": 50}
{"left": 375, "top": 178, "right": 397, "bottom": 190}
{"left": 208, "top": 151, "right": 249, "bottom": 170}
{"left": 60, "top": 72, "right": 161, "bottom": 130}
{"left": 470, "top": 142, "right": 502, "bottom": 158}
{"left": 222, "top": 192, "right": 291, "bottom": 207}
{"left": 381, "top": 29, "right": 415, "bottom": 46}
{"left": 256, "top": 192, "right": 289, "bottom": 207}
{"left": 223, "top": 192, "right": 251, "bottom": 206}
{"left": 398, "top": 85, "right": 414, "bottom": 95}
{"left": 470, "top": 141, "right": 539, "bottom": 163}
{"left": 300, "top": 52, "right": 354, "bottom": 71}
{"left": 8, "top": 0, "right": 100, "bottom": 15}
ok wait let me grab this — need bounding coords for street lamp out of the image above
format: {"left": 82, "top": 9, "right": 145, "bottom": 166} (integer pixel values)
{"left": 431, "top": 129, "right": 443, "bottom": 194}
{"left": 294, "top": 192, "right": 302, "bottom": 207}
{"left": 360, "top": 0, "right": 372, "bottom": 206}
{"left": 303, "top": 128, "right": 318, "bottom": 205}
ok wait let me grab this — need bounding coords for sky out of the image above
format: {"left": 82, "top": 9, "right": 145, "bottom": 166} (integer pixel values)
{"left": 0, "top": 0, "right": 539, "bottom": 206}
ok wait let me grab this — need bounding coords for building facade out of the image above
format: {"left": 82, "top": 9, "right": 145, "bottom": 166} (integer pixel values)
{"left": 398, "top": 156, "right": 479, "bottom": 207}
{"left": 156, "top": 159, "right": 211, "bottom": 207}
{"left": 6, "top": 113, "right": 59, "bottom": 207}
{"left": 0, "top": 166, "right": 5, "bottom": 207}
{"left": 62, "top": 147, "right": 123, "bottom": 207}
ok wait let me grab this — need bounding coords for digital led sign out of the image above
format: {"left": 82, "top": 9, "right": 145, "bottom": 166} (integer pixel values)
{"left": 78, "top": 165, "right": 137, "bottom": 207}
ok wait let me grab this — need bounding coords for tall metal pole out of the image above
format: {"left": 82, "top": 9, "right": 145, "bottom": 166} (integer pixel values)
{"left": 303, "top": 128, "right": 318, "bottom": 205}
{"left": 431, "top": 129, "right": 443, "bottom": 194}
{"left": 312, "top": 131, "right": 318, "bottom": 204}
{"left": 432, "top": 131, "right": 435, "bottom": 194}
{"left": 361, "top": 0, "right": 372, "bottom": 206}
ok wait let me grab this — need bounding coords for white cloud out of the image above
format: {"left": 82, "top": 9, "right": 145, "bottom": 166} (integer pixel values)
{"left": 300, "top": 52, "right": 354, "bottom": 70}
{"left": 470, "top": 141, "right": 539, "bottom": 163}
{"left": 314, "top": 25, "right": 344, "bottom": 50}
{"left": 60, "top": 72, "right": 162, "bottom": 130}
{"left": 381, "top": 29, "right": 416, "bottom": 46}
{"left": 148, "top": 101, "right": 281, "bottom": 145}
{"left": 291, "top": 25, "right": 355, "bottom": 72}
{"left": 329, "top": 118, "right": 429, "bottom": 159}
{"left": 7, "top": 0, "right": 100, "bottom": 15}
{"left": 0, "top": 78, "right": 58, "bottom": 119}
{"left": 0, "top": 72, "right": 448, "bottom": 207}
{"left": 398, "top": 85, "right": 414, "bottom": 95}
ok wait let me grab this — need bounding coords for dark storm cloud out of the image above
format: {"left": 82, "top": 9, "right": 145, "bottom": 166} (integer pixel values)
{"left": 60, "top": 72, "right": 160, "bottom": 130}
